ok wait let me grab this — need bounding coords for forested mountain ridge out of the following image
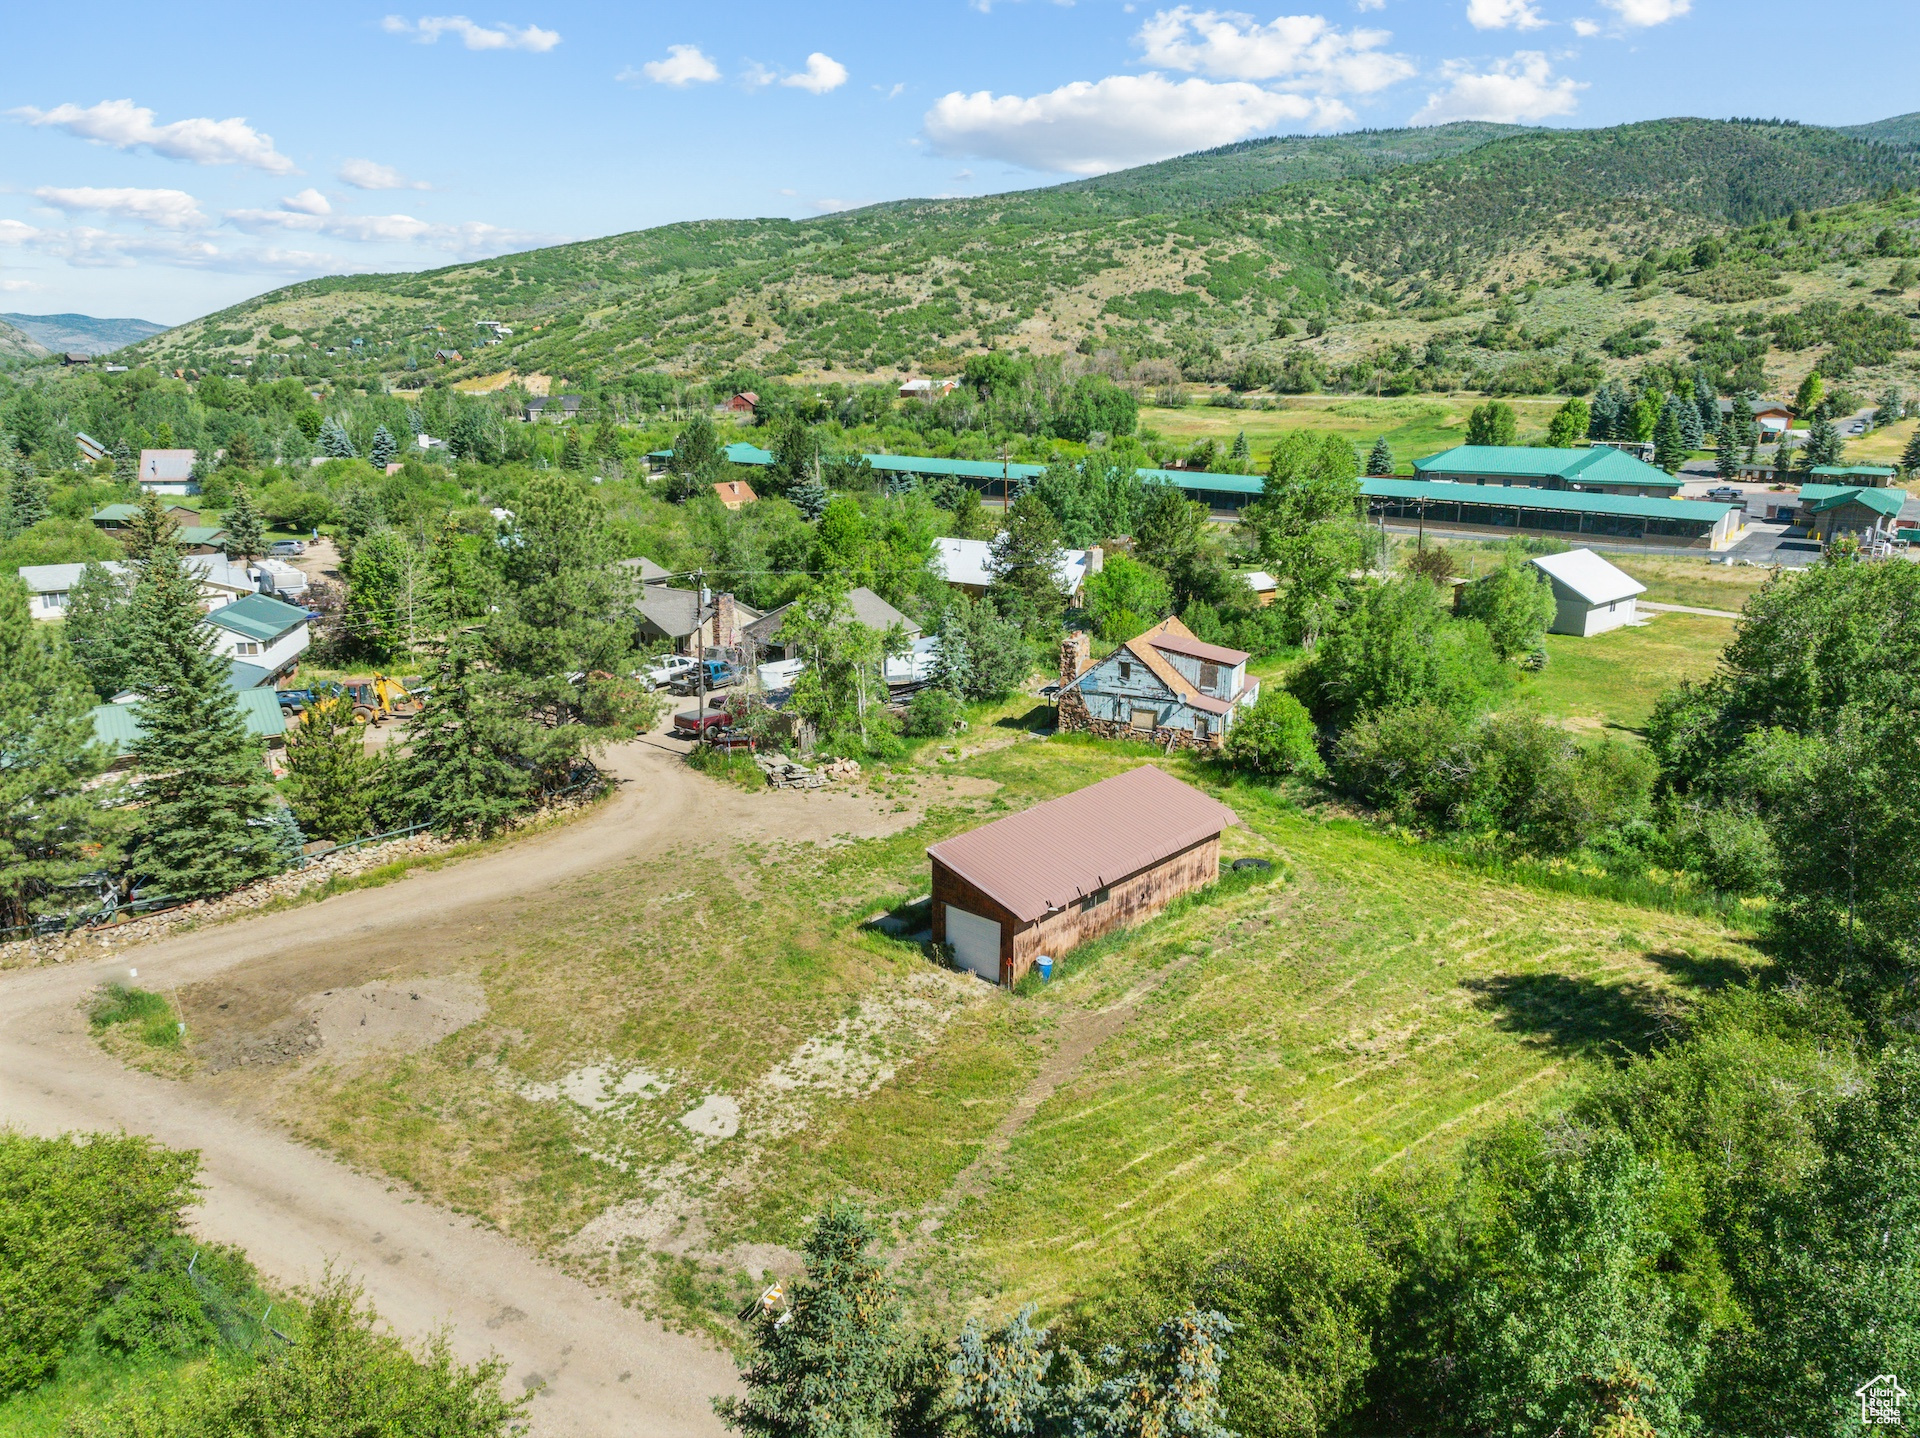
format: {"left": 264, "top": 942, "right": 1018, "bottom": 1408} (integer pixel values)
{"left": 1, "top": 313, "right": 168, "bottom": 356}
{"left": 124, "top": 117, "right": 1920, "bottom": 392}
{"left": 0, "top": 318, "right": 52, "bottom": 362}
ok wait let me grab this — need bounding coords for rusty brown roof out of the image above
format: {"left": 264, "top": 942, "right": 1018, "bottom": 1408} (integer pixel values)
{"left": 927, "top": 766, "right": 1238, "bottom": 923}
{"left": 1148, "top": 630, "right": 1249, "bottom": 666}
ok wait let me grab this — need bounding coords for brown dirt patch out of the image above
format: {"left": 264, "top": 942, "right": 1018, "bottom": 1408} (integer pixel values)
{"left": 305, "top": 977, "right": 487, "bottom": 1062}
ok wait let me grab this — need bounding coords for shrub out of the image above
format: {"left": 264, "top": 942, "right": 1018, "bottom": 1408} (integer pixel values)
{"left": 1289, "top": 581, "right": 1507, "bottom": 730}
{"left": 904, "top": 686, "right": 963, "bottom": 738}
{"left": 1224, "top": 691, "right": 1325, "bottom": 779}
{"left": 1456, "top": 556, "right": 1556, "bottom": 661}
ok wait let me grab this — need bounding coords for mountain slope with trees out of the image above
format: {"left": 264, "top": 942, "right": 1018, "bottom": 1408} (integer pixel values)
{"left": 123, "top": 118, "right": 1920, "bottom": 390}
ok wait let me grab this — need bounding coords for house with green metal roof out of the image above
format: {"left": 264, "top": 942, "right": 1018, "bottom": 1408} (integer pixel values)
{"left": 1806, "top": 465, "right": 1899, "bottom": 487}
{"left": 204, "top": 593, "right": 310, "bottom": 680}
{"left": 1412, "top": 445, "right": 1683, "bottom": 497}
{"left": 1361, "top": 478, "right": 1743, "bottom": 549}
{"left": 1795, "top": 483, "right": 1909, "bottom": 540}
{"left": 91, "top": 502, "right": 198, "bottom": 530}
{"left": 90, "top": 688, "right": 287, "bottom": 764}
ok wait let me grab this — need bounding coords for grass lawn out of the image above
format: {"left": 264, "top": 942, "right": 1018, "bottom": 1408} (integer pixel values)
{"left": 1140, "top": 394, "right": 1567, "bottom": 472}
{"left": 258, "top": 725, "right": 1758, "bottom": 1332}
{"left": 1519, "top": 611, "right": 1734, "bottom": 733}
{"left": 1841, "top": 416, "right": 1920, "bottom": 485}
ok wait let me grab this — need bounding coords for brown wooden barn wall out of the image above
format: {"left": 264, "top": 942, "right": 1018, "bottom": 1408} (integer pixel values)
{"left": 931, "top": 835, "right": 1221, "bottom": 986}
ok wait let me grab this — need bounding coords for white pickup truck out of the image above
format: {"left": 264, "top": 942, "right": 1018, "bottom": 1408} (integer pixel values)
{"left": 638, "top": 655, "right": 698, "bottom": 690}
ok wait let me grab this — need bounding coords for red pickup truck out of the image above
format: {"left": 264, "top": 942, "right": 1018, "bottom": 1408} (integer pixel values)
{"left": 672, "top": 709, "right": 732, "bottom": 739}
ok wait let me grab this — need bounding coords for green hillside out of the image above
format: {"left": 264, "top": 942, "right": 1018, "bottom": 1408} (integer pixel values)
{"left": 127, "top": 117, "right": 1920, "bottom": 392}
{"left": 1842, "top": 111, "right": 1920, "bottom": 147}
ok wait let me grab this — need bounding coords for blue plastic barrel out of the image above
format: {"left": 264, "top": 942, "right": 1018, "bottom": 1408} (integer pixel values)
{"left": 1037, "top": 956, "right": 1053, "bottom": 981}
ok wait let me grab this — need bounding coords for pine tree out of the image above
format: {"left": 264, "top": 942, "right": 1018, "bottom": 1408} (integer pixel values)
{"left": 283, "top": 696, "right": 374, "bottom": 842}
{"left": 63, "top": 562, "right": 134, "bottom": 700}
{"left": 319, "top": 417, "right": 357, "bottom": 459}
{"left": 121, "top": 490, "right": 175, "bottom": 561}
{"left": 1802, "top": 412, "right": 1843, "bottom": 469}
{"left": 714, "top": 1204, "right": 941, "bottom": 1438}
{"left": 1366, "top": 435, "right": 1394, "bottom": 476}
{"left": 0, "top": 579, "right": 119, "bottom": 927}
{"left": 368, "top": 425, "right": 398, "bottom": 468}
{"left": 1901, "top": 425, "right": 1920, "bottom": 476}
{"left": 112, "top": 440, "right": 136, "bottom": 486}
{"left": 1652, "top": 401, "right": 1687, "bottom": 473}
{"left": 395, "top": 639, "right": 531, "bottom": 837}
{"left": 1692, "top": 372, "right": 1719, "bottom": 437}
{"left": 1677, "top": 395, "right": 1705, "bottom": 451}
{"left": 5, "top": 462, "right": 50, "bottom": 538}
{"left": 1715, "top": 418, "right": 1743, "bottom": 482}
{"left": 1773, "top": 435, "right": 1798, "bottom": 485}
{"left": 1230, "top": 430, "right": 1251, "bottom": 463}
{"left": 789, "top": 480, "right": 829, "bottom": 522}
{"left": 560, "top": 426, "right": 587, "bottom": 472}
{"left": 591, "top": 419, "right": 621, "bottom": 475}
{"left": 122, "top": 536, "right": 280, "bottom": 897}
{"left": 223, "top": 483, "right": 265, "bottom": 562}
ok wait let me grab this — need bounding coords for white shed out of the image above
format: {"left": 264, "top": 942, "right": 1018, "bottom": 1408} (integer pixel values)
{"left": 1529, "top": 548, "right": 1646, "bottom": 637}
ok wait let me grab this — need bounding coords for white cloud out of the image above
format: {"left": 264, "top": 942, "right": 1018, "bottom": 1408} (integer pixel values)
{"left": 382, "top": 15, "right": 561, "bottom": 51}
{"left": 1355, "top": 0, "right": 1385, "bottom": 9}
{"left": 0, "top": 278, "right": 43, "bottom": 293}
{"left": 630, "top": 44, "right": 721, "bottom": 86}
{"left": 879, "top": 81, "right": 907, "bottom": 99}
{"left": 338, "top": 158, "right": 429, "bottom": 190}
{"left": 1411, "top": 50, "right": 1584, "bottom": 124}
{"left": 32, "top": 186, "right": 206, "bottom": 229}
{"left": 782, "top": 53, "right": 849, "bottom": 94}
{"left": 812, "top": 198, "right": 859, "bottom": 212}
{"left": 0, "top": 222, "right": 44, "bottom": 246}
{"left": 223, "top": 201, "right": 550, "bottom": 256}
{"left": 741, "top": 61, "right": 778, "bottom": 89}
{"left": 926, "top": 72, "right": 1344, "bottom": 175}
{"left": 1571, "top": 16, "right": 1600, "bottom": 33}
{"left": 1602, "top": 0, "right": 1687, "bottom": 24}
{"left": 1466, "top": 0, "right": 1547, "bottom": 29}
{"left": 280, "top": 187, "right": 331, "bottom": 216}
{"left": 1134, "top": 8, "right": 1414, "bottom": 93}
{"left": 11, "top": 98, "right": 294, "bottom": 173}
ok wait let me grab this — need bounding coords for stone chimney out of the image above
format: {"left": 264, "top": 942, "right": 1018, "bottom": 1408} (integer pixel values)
{"left": 1086, "top": 544, "right": 1104, "bottom": 576}
{"left": 712, "top": 592, "right": 739, "bottom": 650}
{"left": 1059, "top": 630, "right": 1090, "bottom": 687}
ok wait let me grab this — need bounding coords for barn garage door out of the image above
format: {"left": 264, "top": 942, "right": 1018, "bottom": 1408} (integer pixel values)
{"left": 945, "top": 905, "right": 1002, "bottom": 982}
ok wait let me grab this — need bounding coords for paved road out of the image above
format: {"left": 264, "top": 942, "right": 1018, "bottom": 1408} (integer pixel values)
{"left": 1642, "top": 601, "right": 1741, "bottom": 619}
{"left": 0, "top": 737, "right": 739, "bottom": 1437}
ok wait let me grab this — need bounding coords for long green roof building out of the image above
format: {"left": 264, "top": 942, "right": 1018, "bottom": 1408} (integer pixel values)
{"left": 1411, "top": 444, "right": 1682, "bottom": 496}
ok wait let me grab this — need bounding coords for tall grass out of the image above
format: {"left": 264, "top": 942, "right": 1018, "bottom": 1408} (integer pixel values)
{"left": 88, "top": 985, "right": 181, "bottom": 1049}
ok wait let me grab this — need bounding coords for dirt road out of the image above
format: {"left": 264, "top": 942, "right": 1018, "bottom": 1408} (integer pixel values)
{"left": 0, "top": 733, "right": 912, "bottom": 1436}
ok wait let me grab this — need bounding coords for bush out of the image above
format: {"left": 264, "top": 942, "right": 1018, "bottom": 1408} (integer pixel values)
{"left": 904, "top": 686, "right": 963, "bottom": 737}
{"left": 1456, "top": 556, "right": 1556, "bottom": 661}
{"left": 1224, "top": 690, "right": 1325, "bottom": 779}
{"left": 1333, "top": 701, "right": 1479, "bottom": 826}
{"left": 1289, "top": 581, "right": 1507, "bottom": 730}
{"left": 0, "top": 1132, "right": 200, "bottom": 1396}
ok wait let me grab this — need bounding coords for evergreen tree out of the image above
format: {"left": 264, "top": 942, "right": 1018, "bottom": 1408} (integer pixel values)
{"left": 1676, "top": 394, "right": 1705, "bottom": 451}
{"left": 368, "top": 425, "right": 398, "bottom": 468}
{"left": 590, "top": 418, "right": 621, "bottom": 474}
{"left": 1230, "top": 429, "right": 1252, "bottom": 464}
{"left": 395, "top": 639, "right": 531, "bottom": 837}
{"left": 665, "top": 414, "right": 724, "bottom": 502}
{"left": 1715, "top": 418, "right": 1743, "bottom": 482}
{"left": 1587, "top": 383, "right": 1624, "bottom": 441}
{"left": 1365, "top": 435, "right": 1394, "bottom": 476}
{"left": 560, "top": 426, "right": 587, "bottom": 472}
{"left": 1793, "top": 371, "right": 1824, "bottom": 419}
{"left": 337, "top": 486, "right": 383, "bottom": 554}
{"left": 715, "top": 1204, "right": 941, "bottom": 1438}
{"left": 1692, "top": 371, "right": 1719, "bottom": 436}
{"left": 112, "top": 440, "right": 136, "bottom": 485}
{"left": 1773, "top": 435, "right": 1799, "bottom": 484}
{"left": 283, "top": 696, "right": 374, "bottom": 842}
{"left": 342, "top": 528, "right": 418, "bottom": 660}
{"left": 63, "top": 562, "right": 134, "bottom": 700}
{"left": 1802, "top": 412, "right": 1843, "bottom": 469}
{"left": 1652, "top": 399, "right": 1687, "bottom": 472}
{"left": 1900, "top": 425, "right": 1920, "bottom": 476}
{"left": 4, "top": 462, "right": 50, "bottom": 539}
{"left": 987, "top": 495, "right": 1069, "bottom": 634}
{"left": 767, "top": 415, "right": 820, "bottom": 498}
{"left": 122, "top": 537, "right": 280, "bottom": 897}
{"left": 223, "top": 483, "right": 265, "bottom": 562}
{"left": 0, "top": 580, "right": 118, "bottom": 928}
{"left": 422, "top": 518, "right": 485, "bottom": 630}
{"left": 1734, "top": 390, "right": 1760, "bottom": 459}
{"left": 121, "top": 490, "right": 175, "bottom": 561}
{"left": 789, "top": 480, "right": 829, "bottom": 523}
{"left": 1874, "top": 387, "right": 1904, "bottom": 428}
{"left": 318, "top": 417, "right": 357, "bottom": 460}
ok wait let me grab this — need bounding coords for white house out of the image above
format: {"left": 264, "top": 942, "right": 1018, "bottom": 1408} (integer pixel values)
{"left": 1529, "top": 548, "right": 1647, "bottom": 637}
{"left": 933, "top": 536, "right": 1098, "bottom": 605}
{"left": 17, "top": 554, "right": 257, "bottom": 621}
{"left": 202, "top": 592, "right": 310, "bottom": 680}
{"left": 138, "top": 448, "right": 199, "bottom": 495}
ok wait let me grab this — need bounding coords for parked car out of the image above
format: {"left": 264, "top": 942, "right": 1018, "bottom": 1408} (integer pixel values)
{"left": 639, "top": 654, "right": 697, "bottom": 689}
{"left": 1704, "top": 486, "right": 1746, "bottom": 505}
{"left": 671, "top": 708, "right": 733, "bottom": 739}
{"left": 268, "top": 539, "right": 305, "bottom": 557}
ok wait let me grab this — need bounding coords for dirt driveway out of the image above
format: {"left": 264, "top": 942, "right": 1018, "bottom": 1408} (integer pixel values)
{"left": 0, "top": 731, "right": 920, "bottom": 1437}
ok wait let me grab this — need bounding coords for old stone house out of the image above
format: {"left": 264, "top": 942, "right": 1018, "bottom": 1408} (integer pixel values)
{"left": 1056, "top": 616, "right": 1258, "bottom": 751}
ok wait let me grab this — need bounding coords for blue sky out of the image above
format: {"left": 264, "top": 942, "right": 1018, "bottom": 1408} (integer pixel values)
{"left": 3, "top": 1, "right": 1915, "bottom": 324}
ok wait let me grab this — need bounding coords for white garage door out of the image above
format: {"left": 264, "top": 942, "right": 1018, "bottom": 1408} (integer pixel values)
{"left": 945, "top": 905, "right": 1002, "bottom": 982}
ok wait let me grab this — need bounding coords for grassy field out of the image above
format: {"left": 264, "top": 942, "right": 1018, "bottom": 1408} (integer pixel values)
{"left": 1520, "top": 612, "right": 1734, "bottom": 733}
{"left": 252, "top": 719, "right": 1758, "bottom": 1333}
{"left": 1139, "top": 394, "right": 1568, "bottom": 472}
